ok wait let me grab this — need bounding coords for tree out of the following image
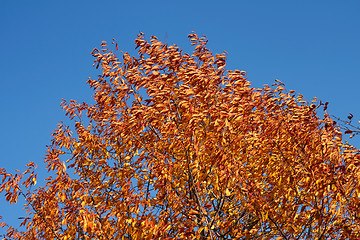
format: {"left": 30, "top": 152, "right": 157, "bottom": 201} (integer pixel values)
{"left": 1, "top": 32, "right": 360, "bottom": 239}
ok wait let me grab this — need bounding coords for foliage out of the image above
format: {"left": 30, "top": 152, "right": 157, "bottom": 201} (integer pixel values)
{"left": 1, "top": 32, "right": 360, "bottom": 239}
{"left": 331, "top": 112, "right": 360, "bottom": 139}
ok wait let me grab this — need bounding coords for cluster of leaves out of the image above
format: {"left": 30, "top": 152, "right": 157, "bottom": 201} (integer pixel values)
{"left": 1, "top": 32, "right": 360, "bottom": 239}
{"left": 331, "top": 112, "right": 360, "bottom": 139}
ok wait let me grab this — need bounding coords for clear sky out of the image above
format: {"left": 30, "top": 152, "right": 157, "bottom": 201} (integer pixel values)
{"left": 1, "top": 0, "right": 359, "bottom": 231}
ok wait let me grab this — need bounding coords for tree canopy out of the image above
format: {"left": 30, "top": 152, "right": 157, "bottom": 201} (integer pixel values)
{"left": 1, "top": 32, "right": 360, "bottom": 239}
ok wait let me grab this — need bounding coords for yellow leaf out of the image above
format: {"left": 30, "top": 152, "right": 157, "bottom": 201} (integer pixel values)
{"left": 225, "top": 188, "right": 231, "bottom": 196}
{"left": 32, "top": 177, "right": 37, "bottom": 186}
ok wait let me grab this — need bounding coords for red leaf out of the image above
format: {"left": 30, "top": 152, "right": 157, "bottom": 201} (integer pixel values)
{"left": 324, "top": 102, "right": 329, "bottom": 111}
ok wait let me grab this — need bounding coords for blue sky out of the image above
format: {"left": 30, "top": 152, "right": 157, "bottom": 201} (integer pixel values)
{"left": 1, "top": 0, "right": 359, "bottom": 231}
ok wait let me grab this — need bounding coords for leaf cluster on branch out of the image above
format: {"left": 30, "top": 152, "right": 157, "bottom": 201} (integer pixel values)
{"left": 331, "top": 112, "right": 360, "bottom": 139}
{"left": 1, "top": 32, "right": 360, "bottom": 239}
